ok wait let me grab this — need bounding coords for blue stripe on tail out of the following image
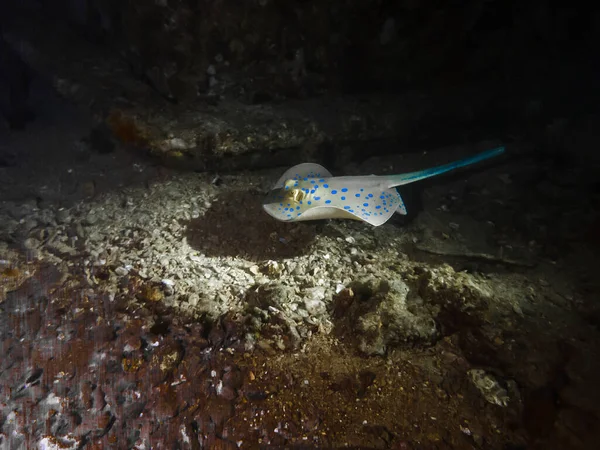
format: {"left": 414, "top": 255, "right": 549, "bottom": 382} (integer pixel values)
{"left": 387, "top": 146, "right": 505, "bottom": 188}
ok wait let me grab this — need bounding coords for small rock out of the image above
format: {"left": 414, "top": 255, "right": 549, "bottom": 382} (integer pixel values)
{"left": 83, "top": 212, "right": 99, "bottom": 226}
{"left": 187, "top": 293, "right": 200, "bottom": 307}
{"left": 46, "top": 242, "right": 76, "bottom": 256}
{"left": 23, "top": 237, "right": 41, "bottom": 250}
{"left": 260, "top": 260, "right": 281, "bottom": 276}
{"left": 468, "top": 369, "right": 509, "bottom": 407}
{"left": 138, "top": 284, "right": 164, "bottom": 302}
{"left": 21, "top": 219, "right": 38, "bottom": 232}
{"left": 114, "top": 266, "right": 129, "bottom": 276}
{"left": 55, "top": 209, "right": 71, "bottom": 224}
{"left": 161, "top": 279, "right": 175, "bottom": 296}
{"left": 304, "top": 286, "right": 326, "bottom": 302}
{"left": 304, "top": 298, "right": 326, "bottom": 316}
{"left": 74, "top": 222, "right": 86, "bottom": 238}
{"left": 512, "top": 303, "right": 524, "bottom": 316}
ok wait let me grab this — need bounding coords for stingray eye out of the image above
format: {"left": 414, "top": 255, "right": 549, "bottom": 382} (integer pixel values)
{"left": 282, "top": 180, "right": 307, "bottom": 203}
{"left": 284, "top": 188, "right": 305, "bottom": 203}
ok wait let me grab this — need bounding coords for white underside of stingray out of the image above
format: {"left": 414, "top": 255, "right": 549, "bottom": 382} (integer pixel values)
{"left": 262, "top": 146, "right": 505, "bottom": 226}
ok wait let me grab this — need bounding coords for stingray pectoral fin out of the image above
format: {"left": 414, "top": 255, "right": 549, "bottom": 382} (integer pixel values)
{"left": 296, "top": 187, "right": 405, "bottom": 226}
{"left": 357, "top": 188, "right": 406, "bottom": 226}
{"left": 273, "top": 163, "right": 333, "bottom": 189}
{"left": 294, "top": 206, "right": 363, "bottom": 222}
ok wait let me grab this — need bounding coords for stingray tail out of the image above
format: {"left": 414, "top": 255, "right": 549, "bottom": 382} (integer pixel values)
{"left": 386, "top": 146, "right": 505, "bottom": 188}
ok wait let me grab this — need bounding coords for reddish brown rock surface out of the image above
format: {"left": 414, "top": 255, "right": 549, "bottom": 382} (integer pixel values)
{"left": 1, "top": 259, "right": 599, "bottom": 449}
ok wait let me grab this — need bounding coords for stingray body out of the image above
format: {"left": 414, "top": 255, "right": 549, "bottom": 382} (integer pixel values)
{"left": 262, "top": 146, "right": 505, "bottom": 226}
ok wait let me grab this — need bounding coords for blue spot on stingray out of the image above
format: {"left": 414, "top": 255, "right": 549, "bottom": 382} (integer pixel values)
{"left": 310, "top": 189, "right": 316, "bottom": 194}
{"left": 296, "top": 206, "right": 300, "bottom": 210}
{"left": 314, "top": 196, "right": 321, "bottom": 200}
{"left": 319, "top": 179, "right": 325, "bottom": 182}
{"left": 344, "top": 206, "right": 350, "bottom": 210}
{"left": 285, "top": 186, "right": 290, "bottom": 190}
{"left": 341, "top": 196, "right": 346, "bottom": 200}
{"left": 360, "top": 188, "right": 364, "bottom": 192}
{"left": 341, "top": 188, "right": 348, "bottom": 192}
{"left": 380, "top": 195, "right": 384, "bottom": 199}
{"left": 284, "top": 207, "right": 289, "bottom": 211}
{"left": 376, "top": 205, "right": 381, "bottom": 209}
{"left": 355, "top": 193, "right": 360, "bottom": 197}
{"left": 297, "top": 212, "right": 302, "bottom": 216}
{"left": 303, "top": 177, "right": 308, "bottom": 181}
{"left": 331, "top": 190, "right": 337, "bottom": 194}
{"left": 310, "top": 180, "right": 315, "bottom": 184}
{"left": 349, "top": 209, "right": 354, "bottom": 213}
{"left": 325, "top": 200, "right": 331, "bottom": 204}
{"left": 363, "top": 203, "right": 369, "bottom": 207}
{"left": 368, "top": 194, "right": 373, "bottom": 198}
{"left": 323, "top": 184, "right": 329, "bottom": 188}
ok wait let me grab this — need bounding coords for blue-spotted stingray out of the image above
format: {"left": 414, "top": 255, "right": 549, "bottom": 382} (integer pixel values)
{"left": 262, "top": 146, "right": 505, "bottom": 226}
